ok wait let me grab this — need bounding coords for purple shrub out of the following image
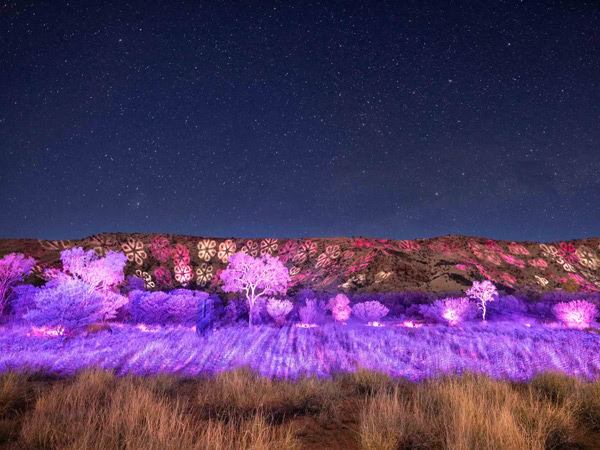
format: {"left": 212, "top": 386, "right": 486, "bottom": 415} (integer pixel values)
{"left": 328, "top": 294, "right": 352, "bottom": 323}
{"left": 167, "top": 290, "right": 209, "bottom": 326}
{"left": 420, "top": 297, "right": 477, "bottom": 325}
{"left": 224, "top": 298, "right": 248, "bottom": 324}
{"left": 298, "top": 298, "right": 327, "bottom": 325}
{"left": 352, "top": 301, "right": 390, "bottom": 323}
{"left": 7, "top": 284, "right": 39, "bottom": 322}
{"left": 486, "top": 295, "right": 528, "bottom": 320}
{"left": 552, "top": 300, "right": 598, "bottom": 329}
{"left": 266, "top": 298, "right": 293, "bottom": 326}
{"left": 130, "top": 290, "right": 170, "bottom": 325}
{"left": 0, "top": 253, "right": 35, "bottom": 316}
{"left": 23, "top": 278, "right": 105, "bottom": 338}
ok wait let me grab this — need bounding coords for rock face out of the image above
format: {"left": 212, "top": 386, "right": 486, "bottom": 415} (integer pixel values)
{"left": 1, "top": 233, "right": 599, "bottom": 294}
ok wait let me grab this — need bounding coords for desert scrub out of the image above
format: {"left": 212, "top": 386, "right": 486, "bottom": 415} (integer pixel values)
{"left": 359, "top": 372, "right": 579, "bottom": 450}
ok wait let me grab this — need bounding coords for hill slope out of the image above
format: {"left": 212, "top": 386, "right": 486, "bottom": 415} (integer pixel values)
{"left": 1, "top": 233, "right": 599, "bottom": 294}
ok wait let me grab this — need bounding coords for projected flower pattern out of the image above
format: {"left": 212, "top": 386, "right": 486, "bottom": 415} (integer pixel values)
{"left": 122, "top": 238, "right": 147, "bottom": 265}
{"left": 196, "top": 263, "right": 214, "bottom": 287}
{"left": 293, "top": 241, "right": 318, "bottom": 264}
{"left": 85, "top": 235, "right": 118, "bottom": 257}
{"left": 277, "top": 241, "right": 298, "bottom": 263}
{"left": 240, "top": 240, "right": 259, "bottom": 257}
{"left": 576, "top": 247, "right": 599, "bottom": 270}
{"left": 217, "top": 240, "right": 236, "bottom": 263}
{"left": 154, "top": 266, "right": 172, "bottom": 287}
{"left": 149, "top": 236, "right": 171, "bottom": 262}
{"left": 315, "top": 245, "right": 341, "bottom": 268}
{"left": 174, "top": 263, "right": 193, "bottom": 286}
{"left": 135, "top": 269, "right": 155, "bottom": 289}
{"left": 260, "top": 239, "right": 278, "bottom": 255}
{"left": 197, "top": 240, "right": 217, "bottom": 262}
{"left": 172, "top": 244, "right": 190, "bottom": 266}
{"left": 38, "top": 240, "right": 73, "bottom": 251}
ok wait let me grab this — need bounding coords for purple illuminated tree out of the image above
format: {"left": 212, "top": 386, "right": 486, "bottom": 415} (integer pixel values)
{"left": 220, "top": 253, "right": 290, "bottom": 327}
{"left": 0, "top": 253, "right": 35, "bottom": 316}
{"left": 466, "top": 280, "right": 498, "bottom": 322}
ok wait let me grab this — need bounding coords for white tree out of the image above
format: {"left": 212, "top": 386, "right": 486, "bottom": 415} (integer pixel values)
{"left": 220, "top": 253, "right": 290, "bottom": 327}
{"left": 466, "top": 280, "right": 498, "bottom": 321}
{"left": 0, "top": 253, "right": 35, "bottom": 316}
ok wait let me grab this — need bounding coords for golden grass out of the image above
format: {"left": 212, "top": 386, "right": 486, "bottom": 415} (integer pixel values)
{"left": 0, "top": 367, "right": 598, "bottom": 449}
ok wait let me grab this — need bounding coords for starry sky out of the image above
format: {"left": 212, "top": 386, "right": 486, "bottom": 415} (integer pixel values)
{"left": 1, "top": 1, "right": 599, "bottom": 242}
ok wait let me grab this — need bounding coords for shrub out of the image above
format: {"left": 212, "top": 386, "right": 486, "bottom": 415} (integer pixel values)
{"left": 0, "top": 253, "right": 35, "bottom": 316}
{"left": 130, "top": 290, "right": 170, "bottom": 325}
{"left": 7, "top": 284, "right": 38, "bottom": 321}
{"left": 23, "top": 278, "right": 105, "bottom": 337}
{"left": 420, "top": 297, "right": 476, "bottom": 325}
{"left": 352, "top": 301, "right": 390, "bottom": 323}
{"left": 298, "top": 298, "right": 327, "bottom": 325}
{"left": 266, "top": 298, "right": 293, "bottom": 326}
{"left": 328, "top": 294, "right": 352, "bottom": 323}
{"left": 552, "top": 300, "right": 598, "bottom": 329}
{"left": 167, "top": 290, "right": 209, "bottom": 326}
{"left": 485, "top": 295, "right": 528, "bottom": 320}
{"left": 224, "top": 298, "right": 249, "bottom": 324}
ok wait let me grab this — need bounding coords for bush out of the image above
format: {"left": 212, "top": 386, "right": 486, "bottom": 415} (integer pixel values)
{"left": 328, "top": 294, "right": 352, "bottom": 323}
{"left": 131, "top": 289, "right": 211, "bottom": 326}
{"left": 352, "top": 301, "right": 390, "bottom": 323}
{"left": 419, "top": 297, "right": 477, "bottom": 325}
{"left": 552, "top": 300, "right": 598, "bottom": 329}
{"left": 266, "top": 298, "right": 293, "bottom": 326}
{"left": 0, "top": 253, "right": 35, "bottom": 316}
{"left": 23, "top": 278, "right": 105, "bottom": 337}
{"left": 6, "top": 284, "right": 38, "bottom": 321}
{"left": 298, "top": 298, "right": 327, "bottom": 325}
{"left": 486, "top": 295, "right": 528, "bottom": 320}
{"left": 167, "top": 290, "right": 209, "bottom": 326}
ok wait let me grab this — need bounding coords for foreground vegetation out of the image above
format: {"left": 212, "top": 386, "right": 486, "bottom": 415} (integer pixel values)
{"left": 1, "top": 367, "right": 599, "bottom": 449}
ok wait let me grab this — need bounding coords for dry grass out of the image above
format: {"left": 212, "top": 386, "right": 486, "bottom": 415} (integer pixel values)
{"left": 0, "top": 367, "right": 598, "bottom": 449}
{"left": 359, "top": 372, "right": 583, "bottom": 450}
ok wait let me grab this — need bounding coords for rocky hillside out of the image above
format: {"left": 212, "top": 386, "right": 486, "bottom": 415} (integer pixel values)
{"left": 1, "top": 233, "right": 599, "bottom": 294}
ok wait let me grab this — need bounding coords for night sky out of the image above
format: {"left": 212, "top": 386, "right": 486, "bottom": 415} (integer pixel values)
{"left": 1, "top": 1, "right": 599, "bottom": 242}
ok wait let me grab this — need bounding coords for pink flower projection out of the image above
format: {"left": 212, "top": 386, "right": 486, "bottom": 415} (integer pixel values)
{"left": 398, "top": 240, "right": 421, "bottom": 251}
{"left": 508, "top": 242, "right": 529, "bottom": 255}
{"left": 135, "top": 269, "right": 155, "bottom": 289}
{"left": 576, "top": 247, "right": 599, "bottom": 270}
{"left": 342, "top": 250, "right": 355, "bottom": 260}
{"left": 529, "top": 258, "right": 548, "bottom": 269}
{"left": 485, "top": 239, "right": 501, "bottom": 252}
{"left": 558, "top": 242, "right": 579, "bottom": 265}
{"left": 195, "top": 263, "right": 214, "bottom": 287}
{"left": 487, "top": 253, "right": 502, "bottom": 266}
{"left": 277, "top": 241, "right": 298, "bottom": 263}
{"left": 260, "top": 238, "right": 278, "bottom": 255}
{"left": 241, "top": 240, "right": 259, "bottom": 257}
{"left": 352, "top": 239, "right": 374, "bottom": 248}
{"left": 500, "top": 272, "right": 516, "bottom": 285}
{"left": 344, "top": 250, "right": 376, "bottom": 276}
{"left": 149, "top": 236, "right": 171, "bottom": 262}
{"left": 293, "top": 240, "right": 318, "bottom": 264}
{"left": 197, "top": 239, "right": 217, "bottom": 262}
{"left": 456, "top": 264, "right": 468, "bottom": 271}
{"left": 315, "top": 245, "right": 341, "bottom": 268}
{"left": 154, "top": 266, "right": 172, "bottom": 287}
{"left": 217, "top": 240, "right": 236, "bottom": 263}
{"left": 38, "top": 239, "right": 73, "bottom": 251}
{"left": 86, "top": 235, "right": 118, "bottom": 257}
{"left": 172, "top": 244, "right": 190, "bottom": 266}
{"left": 121, "top": 238, "right": 147, "bottom": 266}
{"left": 174, "top": 263, "right": 193, "bottom": 286}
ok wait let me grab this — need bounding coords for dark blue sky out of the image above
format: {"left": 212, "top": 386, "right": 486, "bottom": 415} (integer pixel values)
{"left": 1, "top": 1, "right": 599, "bottom": 241}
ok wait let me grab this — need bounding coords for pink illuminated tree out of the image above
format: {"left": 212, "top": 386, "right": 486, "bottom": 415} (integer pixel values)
{"left": 328, "top": 294, "right": 352, "bottom": 324}
{"left": 220, "top": 253, "right": 290, "bottom": 327}
{"left": 433, "top": 297, "right": 476, "bottom": 325}
{"left": 466, "top": 280, "right": 498, "bottom": 321}
{"left": 0, "top": 253, "right": 35, "bottom": 316}
{"left": 552, "top": 300, "right": 597, "bottom": 329}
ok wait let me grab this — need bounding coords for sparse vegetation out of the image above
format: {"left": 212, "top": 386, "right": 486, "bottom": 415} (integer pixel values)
{"left": 0, "top": 368, "right": 598, "bottom": 449}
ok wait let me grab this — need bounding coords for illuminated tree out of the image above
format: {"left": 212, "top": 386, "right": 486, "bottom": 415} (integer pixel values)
{"left": 466, "top": 280, "right": 498, "bottom": 321}
{"left": 220, "top": 253, "right": 290, "bottom": 327}
{"left": 0, "top": 253, "right": 35, "bottom": 316}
